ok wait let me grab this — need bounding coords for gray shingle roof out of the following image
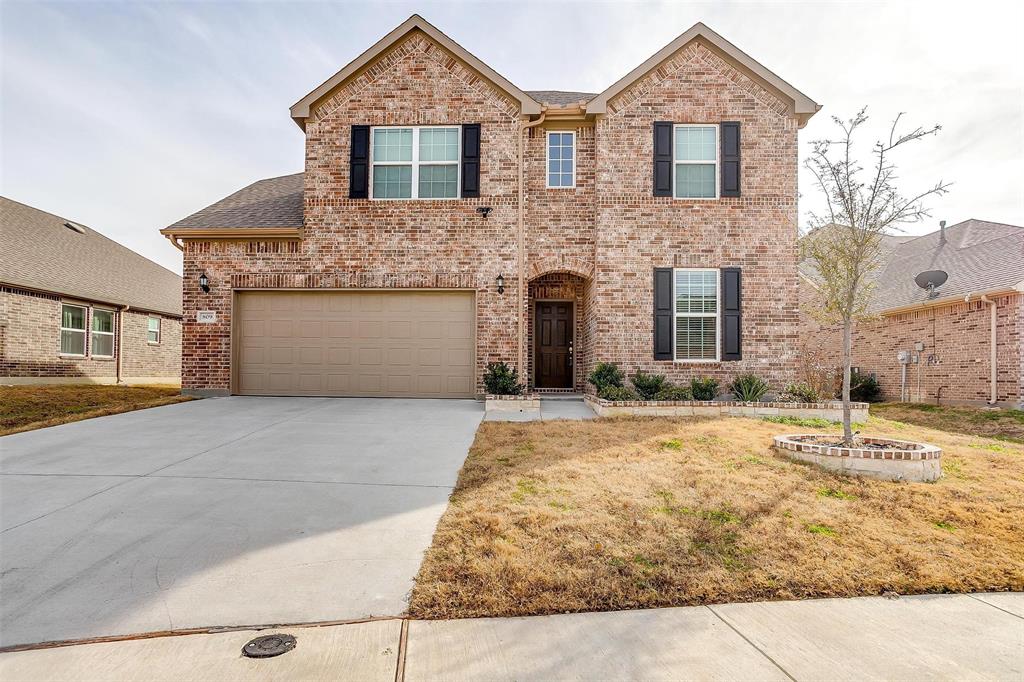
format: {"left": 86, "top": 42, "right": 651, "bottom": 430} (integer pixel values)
{"left": 801, "top": 220, "right": 1024, "bottom": 313}
{"left": 1, "top": 197, "right": 182, "bottom": 316}
{"left": 167, "top": 173, "right": 304, "bottom": 230}
{"left": 524, "top": 90, "right": 597, "bottom": 107}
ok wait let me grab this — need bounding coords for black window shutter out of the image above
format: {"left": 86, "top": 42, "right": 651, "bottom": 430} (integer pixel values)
{"left": 349, "top": 125, "right": 369, "bottom": 199}
{"left": 721, "top": 267, "right": 742, "bottom": 360}
{"left": 720, "top": 121, "right": 741, "bottom": 198}
{"left": 653, "top": 122, "right": 673, "bottom": 197}
{"left": 654, "top": 268, "right": 674, "bottom": 360}
{"left": 461, "top": 124, "right": 481, "bottom": 198}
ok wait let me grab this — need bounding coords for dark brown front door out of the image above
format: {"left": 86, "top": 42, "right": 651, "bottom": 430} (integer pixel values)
{"left": 535, "top": 302, "right": 573, "bottom": 389}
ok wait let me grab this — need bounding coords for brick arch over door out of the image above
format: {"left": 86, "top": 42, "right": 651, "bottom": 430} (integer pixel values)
{"left": 527, "top": 257, "right": 594, "bottom": 282}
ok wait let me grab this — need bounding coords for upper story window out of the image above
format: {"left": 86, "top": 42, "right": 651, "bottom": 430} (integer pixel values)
{"left": 148, "top": 316, "right": 161, "bottom": 344}
{"left": 370, "top": 126, "right": 460, "bottom": 199}
{"left": 91, "top": 309, "right": 115, "bottom": 357}
{"left": 60, "top": 304, "right": 86, "bottom": 356}
{"left": 674, "top": 269, "right": 719, "bottom": 361}
{"left": 546, "top": 131, "right": 575, "bottom": 188}
{"left": 674, "top": 125, "right": 718, "bottom": 199}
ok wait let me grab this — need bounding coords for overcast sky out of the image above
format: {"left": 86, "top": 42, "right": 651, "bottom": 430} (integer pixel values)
{"left": 2, "top": 0, "right": 1021, "bottom": 275}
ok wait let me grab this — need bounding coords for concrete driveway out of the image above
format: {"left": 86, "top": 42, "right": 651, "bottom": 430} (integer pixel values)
{"left": 0, "top": 397, "right": 482, "bottom": 648}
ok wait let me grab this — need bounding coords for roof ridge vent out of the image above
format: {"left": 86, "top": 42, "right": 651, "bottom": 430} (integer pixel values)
{"left": 63, "top": 221, "right": 86, "bottom": 234}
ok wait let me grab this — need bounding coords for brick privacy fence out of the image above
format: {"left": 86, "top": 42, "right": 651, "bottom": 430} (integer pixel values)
{"left": 181, "top": 31, "right": 803, "bottom": 394}
{"left": 801, "top": 279, "right": 1023, "bottom": 407}
{"left": 1, "top": 286, "right": 181, "bottom": 383}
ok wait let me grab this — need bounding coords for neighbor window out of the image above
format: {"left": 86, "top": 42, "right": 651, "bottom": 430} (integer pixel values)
{"left": 91, "top": 309, "right": 115, "bottom": 358}
{"left": 547, "top": 131, "right": 575, "bottom": 188}
{"left": 674, "top": 269, "right": 719, "bottom": 360}
{"left": 148, "top": 316, "right": 161, "bottom": 344}
{"left": 60, "top": 304, "right": 86, "bottom": 356}
{"left": 370, "top": 126, "right": 460, "bottom": 199}
{"left": 674, "top": 125, "right": 718, "bottom": 199}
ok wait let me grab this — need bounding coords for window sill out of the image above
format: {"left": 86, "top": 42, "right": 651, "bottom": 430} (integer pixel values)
{"left": 672, "top": 359, "right": 721, "bottom": 364}
{"left": 58, "top": 353, "right": 86, "bottom": 359}
{"left": 148, "top": 342, "right": 161, "bottom": 346}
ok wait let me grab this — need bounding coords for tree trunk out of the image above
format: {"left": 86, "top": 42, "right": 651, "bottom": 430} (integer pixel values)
{"left": 842, "top": 318, "right": 853, "bottom": 444}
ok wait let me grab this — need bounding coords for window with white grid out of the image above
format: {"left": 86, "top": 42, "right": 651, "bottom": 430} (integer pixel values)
{"left": 674, "top": 269, "right": 719, "bottom": 360}
{"left": 370, "top": 126, "right": 460, "bottom": 199}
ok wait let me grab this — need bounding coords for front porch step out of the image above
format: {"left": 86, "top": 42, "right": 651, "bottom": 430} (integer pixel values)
{"left": 535, "top": 393, "right": 584, "bottom": 401}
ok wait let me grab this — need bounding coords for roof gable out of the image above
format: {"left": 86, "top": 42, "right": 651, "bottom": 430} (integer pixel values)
{"left": 290, "top": 15, "right": 541, "bottom": 129}
{"left": 585, "top": 22, "right": 820, "bottom": 126}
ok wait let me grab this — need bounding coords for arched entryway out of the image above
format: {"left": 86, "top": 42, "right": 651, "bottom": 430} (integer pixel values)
{"left": 527, "top": 267, "right": 593, "bottom": 392}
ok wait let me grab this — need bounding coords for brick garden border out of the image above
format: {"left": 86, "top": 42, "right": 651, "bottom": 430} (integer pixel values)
{"left": 773, "top": 434, "right": 942, "bottom": 482}
{"left": 584, "top": 396, "right": 869, "bottom": 422}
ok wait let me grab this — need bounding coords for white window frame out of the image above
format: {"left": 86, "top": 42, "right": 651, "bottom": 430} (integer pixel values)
{"left": 673, "top": 268, "right": 720, "bottom": 362}
{"left": 545, "top": 130, "right": 576, "bottom": 189}
{"left": 90, "top": 307, "right": 116, "bottom": 358}
{"left": 369, "top": 125, "right": 461, "bottom": 200}
{"left": 148, "top": 316, "right": 161, "bottom": 345}
{"left": 59, "top": 303, "right": 87, "bottom": 357}
{"left": 672, "top": 124, "right": 719, "bottom": 200}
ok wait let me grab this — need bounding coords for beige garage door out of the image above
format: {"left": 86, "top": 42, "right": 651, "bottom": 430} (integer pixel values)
{"left": 235, "top": 290, "right": 475, "bottom": 397}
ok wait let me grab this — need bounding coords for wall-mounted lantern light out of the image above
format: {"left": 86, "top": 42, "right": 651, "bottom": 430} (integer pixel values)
{"left": 199, "top": 272, "right": 210, "bottom": 293}
{"left": 496, "top": 274, "right": 505, "bottom": 294}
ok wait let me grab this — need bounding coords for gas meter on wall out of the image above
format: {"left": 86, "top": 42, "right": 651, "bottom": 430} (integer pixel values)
{"left": 897, "top": 350, "right": 911, "bottom": 365}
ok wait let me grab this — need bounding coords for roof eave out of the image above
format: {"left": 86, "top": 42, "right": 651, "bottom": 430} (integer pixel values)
{"left": 159, "top": 227, "right": 304, "bottom": 240}
{"left": 878, "top": 283, "right": 1024, "bottom": 316}
{"left": 1, "top": 280, "right": 183, "bottom": 319}
{"left": 585, "top": 22, "right": 820, "bottom": 127}
{"left": 289, "top": 14, "right": 541, "bottom": 131}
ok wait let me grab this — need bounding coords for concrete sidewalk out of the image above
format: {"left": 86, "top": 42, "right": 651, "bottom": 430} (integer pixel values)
{"left": 2, "top": 593, "right": 1021, "bottom": 681}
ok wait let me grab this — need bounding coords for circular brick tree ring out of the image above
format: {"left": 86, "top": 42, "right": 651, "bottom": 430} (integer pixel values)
{"left": 773, "top": 434, "right": 942, "bottom": 482}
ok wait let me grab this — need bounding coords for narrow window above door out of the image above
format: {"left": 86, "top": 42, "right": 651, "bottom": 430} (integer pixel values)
{"left": 546, "top": 131, "right": 575, "bottom": 188}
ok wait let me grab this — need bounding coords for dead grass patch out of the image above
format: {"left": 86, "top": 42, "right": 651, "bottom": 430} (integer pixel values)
{"left": 0, "top": 384, "right": 192, "bottom": 436}
{"left": 873, "top": 403, "right": 1024, "bottom": 443}
{"left": 409, "top": 414, "right": 1024, "bottom": 618}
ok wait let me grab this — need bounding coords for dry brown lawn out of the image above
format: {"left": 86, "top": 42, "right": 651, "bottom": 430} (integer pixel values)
{"left": 873, "top": 402, "right": 1024, "bottom": 444}
{"left": 409, "top": 413, "right": 1024, "bottom": 619}
{"left": 0, "top": 384, "right": 192, "bottom": 436}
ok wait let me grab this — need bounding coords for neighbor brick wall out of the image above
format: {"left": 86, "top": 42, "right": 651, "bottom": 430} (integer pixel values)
{"left": 800, "top": 281, "right": 1023, "bottom": 407}
{"left": 0, "top": 286, "right": 181, "bottom": 382}
{"left": 179, "top": 31, "right": 806, "bottom": 396}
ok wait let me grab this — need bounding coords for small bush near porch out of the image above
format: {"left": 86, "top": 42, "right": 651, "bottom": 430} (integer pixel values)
{"left": 0, "top": 384, "right": 191, "bottom": 436}
{"left": 409, "top": 414, "right": 1023, "bottom": 618}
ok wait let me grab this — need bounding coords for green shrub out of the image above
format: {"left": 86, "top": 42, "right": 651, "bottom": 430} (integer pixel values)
{"left": 599, "top": 385, "right": 638, "bottom": 401}
{"left": 850, "top": 371, "right": 881, "bottom": 402}
{"left": 690, "top": 376, "right": 720, "bottom": 401}
{"left": 483, "top": 362, "right": 523, "bottom": 396}
{"left": 729, "top": 374, "right": 770, "bottom": 402}
{"left": 588, "top": 362, "right": 624, "bottom": 392}
{"left": 629, "top": 370, "right": 668, "bottom": 399}
{"left": 780, "top": 381, "right": 820, "bottom": 403}
{"left": 654, "top": 384, "right": 692, "bottom": 401}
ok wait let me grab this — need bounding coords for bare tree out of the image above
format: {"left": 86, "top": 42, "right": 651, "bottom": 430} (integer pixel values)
{"left": 803, "top": 108, "right": 950, "bottom": 444}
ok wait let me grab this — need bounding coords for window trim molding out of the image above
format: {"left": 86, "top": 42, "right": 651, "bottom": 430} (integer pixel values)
{"left": 90, "top": 307, "right": 116, "bottom": 359}
{"left": 672, "top": 267, "right": 721, "bottom": 363}
{"left": 148, "top": 316, "right": 162, "bottom": 345}
{"left": 59, "top": 303, "right": 88, "bottom": 357}
{"left": 545, "top": 130, "right": 576, "bottom": 189}
{"left": 368, "top": 125, "right": 462, "bottom": 201}
{"left": 672, "top": 123, "right": 720, "bottom": 200}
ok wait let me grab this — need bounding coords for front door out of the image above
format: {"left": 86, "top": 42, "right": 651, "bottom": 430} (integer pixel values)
{"left": 535, "top": 302, "right": 573, "bottom": 389}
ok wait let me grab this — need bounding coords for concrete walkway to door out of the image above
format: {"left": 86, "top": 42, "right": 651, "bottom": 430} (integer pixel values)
{"left": 0, "top": 397, "right": 482, "bottom": 649}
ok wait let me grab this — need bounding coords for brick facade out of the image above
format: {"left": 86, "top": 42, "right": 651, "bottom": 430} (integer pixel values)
{"left": 800, "top": 279, "right": 1024, "bottom": 407}
{"left": 178, "top": 30, "right": 805, "bottom": 396}
{"left": 1, "top": 286, "right": 181, "bottom": 384}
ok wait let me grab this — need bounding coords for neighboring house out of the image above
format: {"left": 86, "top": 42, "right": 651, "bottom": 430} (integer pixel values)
{"left": 800, "top": 220, "right": 1024, "bottom": 408}
{"left": 161, "top": 14, "right": 819, "bottom": 398}
{"left": 1, "top": 197, "right": 183, "bottom": 385}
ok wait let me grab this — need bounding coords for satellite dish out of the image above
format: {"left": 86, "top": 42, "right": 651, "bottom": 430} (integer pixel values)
{"left": 914, "top": 270, "right": 948, "bottom": 298}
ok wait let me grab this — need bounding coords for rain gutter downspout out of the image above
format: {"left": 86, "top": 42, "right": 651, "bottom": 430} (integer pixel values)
{"left": 117, "top": 305, "right": 130, "bottom": 384}
{"left": 518, "top": 109, "right": 546, "bottom": 377}
{"left": 965, "top": 292, "right": 999, "bottom": 405}
{"left": 980, "top": 295, "right": 998, "bottom": 405}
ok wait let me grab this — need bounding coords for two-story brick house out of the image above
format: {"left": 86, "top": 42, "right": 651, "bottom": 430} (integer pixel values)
{"left": 162, "top": 15, "right": 819, "bottom": 398}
